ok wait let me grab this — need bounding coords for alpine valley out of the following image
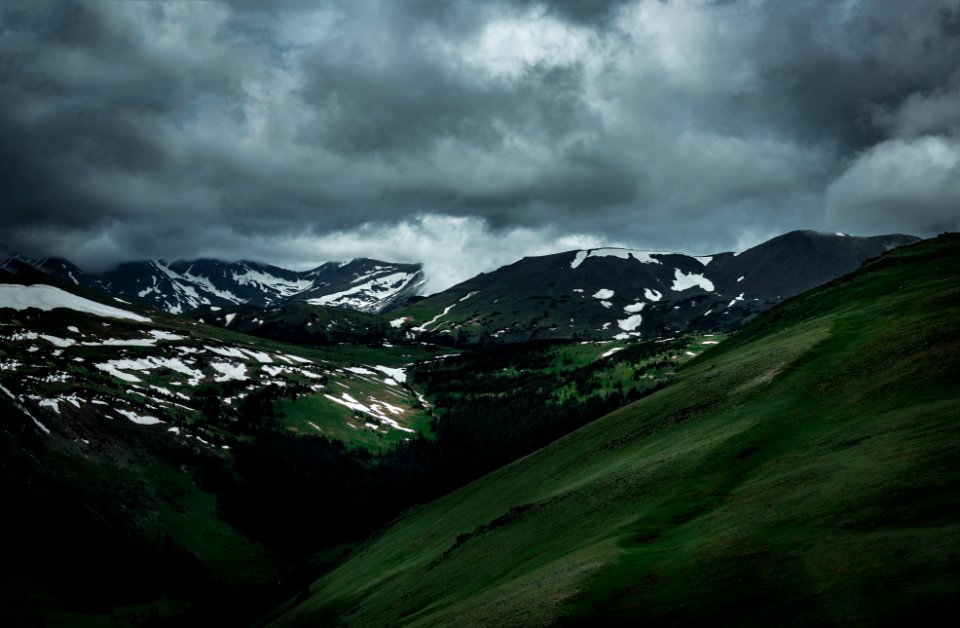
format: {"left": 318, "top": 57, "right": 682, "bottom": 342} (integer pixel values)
{"left": 1, "top": 230, "right": 957, "bottom": 627}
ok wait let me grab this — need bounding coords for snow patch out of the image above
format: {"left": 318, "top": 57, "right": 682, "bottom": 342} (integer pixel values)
{"left": 670, "top": 269, "right": 715, "bottom": 292}
{"left": 149, "top": 330, "right": 185, "bottom": 341}
{"left": 39, "top": 398, "right": 61, "bottom": 413}
{"left": 86, "top": 338, "right": 156, "bottom": 347}
{"left": 345, "top": 366, "right": 376, "bottom": 376}
{"left": 571, "top": 248, "right": 665, "bottom": 269}
{"left": 95, "top": 364, "right": 142, "bottom": 383}
{"left": 373, "top": 365, "right": 406, "bottom": 383}
{"left": 414, "top": 303, "right": 457, "bottom": 332}
{"left": 727, "top": 293, "right": 746, "bottom": 308}
{"left": 243, "top": 349, "right": 274, "bottom": 363}
{"left": 116, "top": 409, "right": 164, "bottom": 425}
{"left": 617, "top": 314, "right": 643, "bottom": 331}
{"left": 205, "top": 345, "right": 246, "bottom": 359}
{"left": 40, "top": 334, "right": 76, "bottom": 348}
{"left": 0, "top": 284, "right": 150, "bottom": 322}
{"left": 211, "top": 362, "right": 247, "bottom": 382}
{"left": 644, "top": 288, "right": 662, "bottom": 302}
{"left": 592, "top": 288, "right": 614, "bottom": 300}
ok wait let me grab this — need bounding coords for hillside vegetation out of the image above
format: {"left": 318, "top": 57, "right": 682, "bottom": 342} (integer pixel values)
{"left": 273, "top": 233, "right": 960, "bottom": 626}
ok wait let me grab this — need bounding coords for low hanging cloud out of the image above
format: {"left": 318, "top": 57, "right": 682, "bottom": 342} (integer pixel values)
{"left": 1, "top": 0, "right": 959, "bottom": 291}
{"left": 827, "top": 66, "right": 960, "bottom": 236}
{"left": 14, "top": 215, "right": 619, "bottom": 295}
{"left": 250, "top": 215, "right": 621, "bottom": 294}
{"left": 826, "top": 135, "right": 960, "bottom": 235}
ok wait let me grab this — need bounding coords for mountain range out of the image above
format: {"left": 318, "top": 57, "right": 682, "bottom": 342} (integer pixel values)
{"left": 3, "top": 256, "right": 424, "bottom": 315}
{"left": 4, "top": 231, "right": 916, "bottom": 345}
{"left": 106, "top": 230, "right": 920, "bottom": 348}
{"left": 394, "top": 230, "right": 918, "bottom": 343}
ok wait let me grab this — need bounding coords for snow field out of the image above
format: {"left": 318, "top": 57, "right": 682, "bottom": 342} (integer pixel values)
{"left": 0, "top": 283, "right": 150, "bottom": 322}
{"left": 570, "top": 248, "right": 666, "bottom": 269}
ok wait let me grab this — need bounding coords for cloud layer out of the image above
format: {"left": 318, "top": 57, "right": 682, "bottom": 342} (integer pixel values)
{"left": 1, "top": 0, "right": 958, "bottom": 291}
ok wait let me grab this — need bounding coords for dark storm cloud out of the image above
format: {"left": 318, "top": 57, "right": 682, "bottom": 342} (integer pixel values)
{"left": 752, "top": 1, "right": 960, "bottom": 147}
{"left": 0, "top": 0, "right": 958, "bottom": 286}
{"left": 386, "top": 0, "right": 633, "bottom": 28}
{"left": 517, "top": 0, "right": 634, "bottom": 24}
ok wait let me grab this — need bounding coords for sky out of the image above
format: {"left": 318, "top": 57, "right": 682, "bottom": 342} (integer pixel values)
{"left": 1, "top": 0, "right": 959, "bottom": 292}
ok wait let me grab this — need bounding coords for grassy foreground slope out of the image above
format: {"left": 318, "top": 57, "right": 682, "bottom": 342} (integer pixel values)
{"left": 272, "top": 234, "right": 960, "bottom": 627}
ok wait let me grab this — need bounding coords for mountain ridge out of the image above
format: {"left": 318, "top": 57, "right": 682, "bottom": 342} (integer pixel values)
{"left": 393, "top": 230, "right": 919, "bottom": 344}
{"left": 3, "top": 255, "right": 424, "bottom": 315}
{"left": 4, "top": 230, "right": 919, "bottom": 347}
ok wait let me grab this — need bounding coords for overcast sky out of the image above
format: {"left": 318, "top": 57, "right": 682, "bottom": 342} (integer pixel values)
{"left": 1, "top": 0, "right": 959, "bottom": 292}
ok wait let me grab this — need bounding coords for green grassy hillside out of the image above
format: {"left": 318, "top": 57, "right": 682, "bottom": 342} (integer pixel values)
{"left": 272, "top": 234, "right": 960, "bottom": 626}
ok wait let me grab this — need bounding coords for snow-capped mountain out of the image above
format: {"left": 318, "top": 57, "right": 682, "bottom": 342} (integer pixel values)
{"left": 395, "top": 230, "right": 920, "bottom": 343}
{"left": 8, "top": 256, "right": 424, "bottom": 315}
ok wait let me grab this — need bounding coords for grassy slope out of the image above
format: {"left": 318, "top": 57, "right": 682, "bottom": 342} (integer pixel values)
{"left": 273, "top": 234, "right": 960, "bottom": 627}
